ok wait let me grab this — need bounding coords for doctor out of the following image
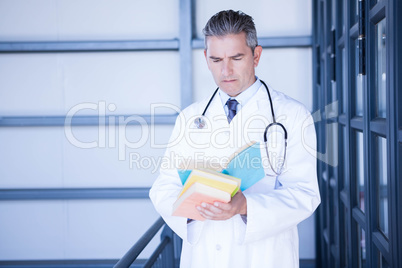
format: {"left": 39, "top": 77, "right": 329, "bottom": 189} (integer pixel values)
{"left": 150, "top": 10, "right": 320, "bottom": 268}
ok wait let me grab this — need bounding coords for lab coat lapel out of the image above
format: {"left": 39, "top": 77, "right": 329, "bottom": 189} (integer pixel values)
{"left": 204, "top": 91, "right": 229, "bottom": 128}
{"left": 200, "top": 85, "right": 275, "bottom": 147}
{"left": 236, "top": 84, "right": 274, "bottom": 125}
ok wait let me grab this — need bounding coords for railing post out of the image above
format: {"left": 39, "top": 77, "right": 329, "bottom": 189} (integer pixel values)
{"left": 172, "top": 231, "right": 183, "bottom": 267}
{"left": 161, "top": 225, "right": 175, "bottom": 268}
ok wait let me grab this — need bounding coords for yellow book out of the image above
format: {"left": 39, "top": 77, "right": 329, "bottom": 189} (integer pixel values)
{"left": 178, "top": 169, "right": 241, "bottom": 198}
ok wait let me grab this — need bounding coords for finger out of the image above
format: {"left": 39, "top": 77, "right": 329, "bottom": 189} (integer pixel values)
{"left": 198, "top": 210, "right": 214, "bottom": 219}
{"left": 199, "top": 209, "right": 226, "bottom": 220}
{"left": 202, "top": 202, "right": 224, "bottom": 214}
{"left": 213, "top": 201, "right": 231, "bottom": 211}
{"left": 197, "top": 206, "right": 218, "bottom": 220}
{"left": 197, "top": 203, "right": 225, "bottom": 219}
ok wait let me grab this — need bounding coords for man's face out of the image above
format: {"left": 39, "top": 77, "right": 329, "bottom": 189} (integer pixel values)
{"left": 204, "top": 32, "right": 262, "bottom": 97}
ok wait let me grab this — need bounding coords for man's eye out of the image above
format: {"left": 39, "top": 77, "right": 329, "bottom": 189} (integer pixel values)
{"left": 233, "top": 57, "right": 241, "bottom": 61}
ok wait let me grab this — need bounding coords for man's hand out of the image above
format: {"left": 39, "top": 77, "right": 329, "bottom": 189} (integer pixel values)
{"left": 196, "top": 191, "right": 247, "bottom": 221}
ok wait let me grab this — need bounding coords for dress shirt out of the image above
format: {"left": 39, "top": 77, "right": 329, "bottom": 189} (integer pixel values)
{"left": 218, "top": 77, "right": 262, "bottom": 116}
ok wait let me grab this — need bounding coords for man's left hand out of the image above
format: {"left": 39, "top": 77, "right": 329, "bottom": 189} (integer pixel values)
{"left": 196, "top": 190, "right": 247, "bottom": 221}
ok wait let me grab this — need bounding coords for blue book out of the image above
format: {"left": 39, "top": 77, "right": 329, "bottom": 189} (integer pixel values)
{"left": 177, "top": 142, "right": 265, "bottom": 191}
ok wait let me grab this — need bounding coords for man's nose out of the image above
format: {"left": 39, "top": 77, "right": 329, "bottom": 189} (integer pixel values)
{"left": 221, "top": 60, "right": 233, "bottom": 76}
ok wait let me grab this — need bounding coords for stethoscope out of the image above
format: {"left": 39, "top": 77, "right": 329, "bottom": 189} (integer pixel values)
{"left": 194, "top": 80, "right": 288, "bottom": 176}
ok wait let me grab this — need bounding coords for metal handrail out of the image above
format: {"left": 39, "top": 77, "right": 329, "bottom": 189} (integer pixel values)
{"left": 114, "top": 217, "right": 181, "bottom": 268}
{"left": 142, "top": 237, "right": 170, "bottom": 268}
{"left": 114, "top": 217, "right": 165, "bottom": 268}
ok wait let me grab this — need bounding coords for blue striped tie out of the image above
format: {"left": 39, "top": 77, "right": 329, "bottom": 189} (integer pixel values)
{"left": 226, "top": 99, "right": 238, "bottom": 123}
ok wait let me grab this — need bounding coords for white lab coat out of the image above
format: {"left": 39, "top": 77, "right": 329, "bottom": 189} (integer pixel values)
{"left": 149, "top": 84, "right": 321, "bottom": 268}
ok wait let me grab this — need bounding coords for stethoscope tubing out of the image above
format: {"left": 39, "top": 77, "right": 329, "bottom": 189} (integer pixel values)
{"left": 202, "top": 80, "right": 275, "bottom": 121}
{"left": 201, "top": 87, "right": 219, "bottom": 117}
{"left": 198, "top": 80, "right": 288, "bottom": 176}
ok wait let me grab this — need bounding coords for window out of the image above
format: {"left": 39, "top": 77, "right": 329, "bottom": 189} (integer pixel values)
{"left": 314, "top": 0, "right": 401, "bottom": 267}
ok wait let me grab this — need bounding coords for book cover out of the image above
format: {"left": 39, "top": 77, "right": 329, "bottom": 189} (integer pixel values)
{"left": 221, "top": 141, "right": 265, "bottom": 191}
{"left": 172, "top": 182, "right": 231, "bottom": 221}
{"left": 177, "top": 141, "right": 265, "bottom": 191}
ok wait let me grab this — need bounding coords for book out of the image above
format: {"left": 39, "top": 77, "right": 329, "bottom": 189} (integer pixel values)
{"left": 172, "top": 182, "right": 231, "bottom": 221}
{"left": 177, "top": 141, "right": 265, "bottom": 191}
{"left": 178, "top": 169, "right": 241, "bottom": 198}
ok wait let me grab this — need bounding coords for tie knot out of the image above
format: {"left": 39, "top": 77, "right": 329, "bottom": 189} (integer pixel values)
{"left": 226, "top": 99, "right": 238, "bottom": 110}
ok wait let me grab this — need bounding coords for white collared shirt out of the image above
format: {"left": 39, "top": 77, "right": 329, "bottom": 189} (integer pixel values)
{"left": 218, "top": 77, "right": 262, "bottom": 116}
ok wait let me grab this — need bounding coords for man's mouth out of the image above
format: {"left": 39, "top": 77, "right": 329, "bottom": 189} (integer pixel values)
{"left": 222, "top": 79, "right": 236, "bottom": 83}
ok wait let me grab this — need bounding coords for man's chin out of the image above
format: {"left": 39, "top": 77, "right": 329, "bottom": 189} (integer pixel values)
{"left": 219, "top": 85, "right": 241, "bottom": 97}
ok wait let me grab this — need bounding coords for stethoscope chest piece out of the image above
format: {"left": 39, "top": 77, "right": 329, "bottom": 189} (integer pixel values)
{"left": 194, "top": 117, "right": 206, "bottom": 129}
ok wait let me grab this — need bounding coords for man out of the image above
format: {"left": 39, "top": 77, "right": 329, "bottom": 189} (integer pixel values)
{"left": 150, "top": 10, "right": 320, "bottom": 268}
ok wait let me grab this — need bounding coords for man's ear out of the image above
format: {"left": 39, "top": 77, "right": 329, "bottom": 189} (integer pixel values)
{"left": 253, "top": 46, "right": 263, "bottom": 67}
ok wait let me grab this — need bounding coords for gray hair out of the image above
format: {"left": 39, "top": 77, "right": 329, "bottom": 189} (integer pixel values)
{"left": 202, "top": 10, "right": 258, "bottom": 53}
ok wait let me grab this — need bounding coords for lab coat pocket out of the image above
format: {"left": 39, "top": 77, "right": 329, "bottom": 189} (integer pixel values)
{"left": 233, "top": 214, "right": 247, "bottom": 245}
{"left": 273, "top": 228, "right": 299, "bottom": 267}
{"left": 187, "top": 220, "right": 204, "bottom": 245}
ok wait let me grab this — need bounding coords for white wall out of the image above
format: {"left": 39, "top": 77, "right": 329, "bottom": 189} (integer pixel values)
{"left": 0, "top": 0, "right": 180, "bottom": 41}
{"left": 0, "top": 0, "right": 316, "bottom": 261}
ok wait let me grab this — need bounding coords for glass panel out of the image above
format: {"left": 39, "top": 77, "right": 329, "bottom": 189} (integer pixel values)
{"left": 331, "top": 0, "right": 336, "bottom": 31}
{"left": 323, "top": 239, "right": 329, "bottom": 266}
{"left": 342, "top": 48, "right": 347, "bottom": 114}
{"left": 330, "top": 255, "right": 336, "bottom": 268}
{"left": 380, "top": 252, "right": 391, "bottom": 268}
{"left": 341, "top": 205, "right": 349, "bottom": 267}
{"left": 356, "top": 0, "right": 359, "bottom": 17}
{"left": 326, "top": 108, "right": 338, "bottom": 166}
{"left": 342, "top": 126, "right": 348, "bottom": 189}
{"left": 340, "top": 0, "right": 345, "bottom": 35}
{"left": 330, "top": 187, "right": 336, "bottom": 243}
{"left": 331, "top": 81, "right": 337, "bottom": 104}
{"left": 322, "top": 173, "right": 328, "bottom": 231}
{"left": 356, "top": 131, "right": 365, "bottom": 212}
{"left": 377, "top": 137, "right": 389, "bottom": 236}
{"left": 375, "top": 19, "right": 387, "bottom": 118}
{"left": 355, "top": 39, "right": 364, "bottom": 116}
{"left": 358, "top": 227, "right": 367, "bottom": 268}
{"left": 352, "top": 0, "right": 359, "bottom": 24}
